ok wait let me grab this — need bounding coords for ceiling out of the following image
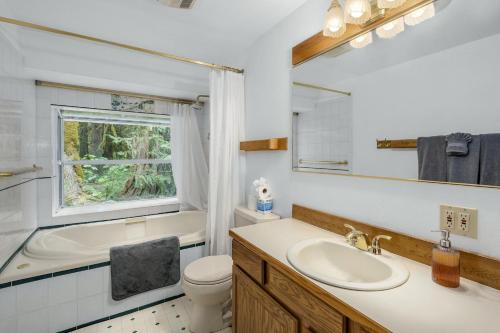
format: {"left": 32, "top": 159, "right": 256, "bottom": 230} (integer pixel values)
{"left": 0, "top": 0, "right": 309, "bottom": 99}
{"left": 4, "top": 0, "right": 309, "bottom": 65}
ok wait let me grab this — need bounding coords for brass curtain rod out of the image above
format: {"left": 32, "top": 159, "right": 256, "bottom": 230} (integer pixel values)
{"left": 293, "top": 81, "right": 351, "bottom": 97}
{"left": 0, "top": 16, "right": 244, "bottom": 74}
{"left": 36, "top": 80, "right": 196, "bottom": 105}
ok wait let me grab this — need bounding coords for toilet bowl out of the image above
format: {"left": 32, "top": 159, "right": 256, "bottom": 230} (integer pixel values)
{"left": 182, "top": 255, "right": 233, "bottom": 333}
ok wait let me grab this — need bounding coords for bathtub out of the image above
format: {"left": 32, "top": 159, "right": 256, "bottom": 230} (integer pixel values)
{"left": 0, "top": 211, "right": 206, "bottom": 330}
{"left": 25, "top": 210, "right": 206, "bottom": 260}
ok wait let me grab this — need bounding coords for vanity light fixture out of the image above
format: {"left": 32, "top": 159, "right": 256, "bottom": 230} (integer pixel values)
{"left": 344, "top": 0, "right": 372, "bottom": 25}
{"left": 404, "top": 3, "right": 435, "bottom": 26}
{"left": 323, "top": 0, "right": 347, "bottom": 38}
{"left": 349, "top": 31, "right": 373, "bottom": 48}
{"left": 377, "top": 0, "right": 406, "bottom": 9}
{"left": 376, "top": 17, "right": 405, "bottom": 39}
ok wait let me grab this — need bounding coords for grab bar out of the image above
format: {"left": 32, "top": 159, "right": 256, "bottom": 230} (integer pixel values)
{"left": 299, "top": 159, "right": 349, "bottom": 165}
{"left": 125, "top": 217, "right": 147, "bottom": 225}
{"left": 0, "top": 164, "right": 42, "bottom": 177}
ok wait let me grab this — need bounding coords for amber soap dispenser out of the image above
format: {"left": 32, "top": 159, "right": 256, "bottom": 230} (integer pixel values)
{"left": 432, "top": 230, "right": 460, "bottom": 288}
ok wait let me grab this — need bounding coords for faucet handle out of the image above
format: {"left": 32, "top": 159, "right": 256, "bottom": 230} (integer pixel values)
{"left": 344, "top": 224, "right": 356, "bottom": 232}
{"left": 370, "top": 235, "right": 392, "bottom": 255}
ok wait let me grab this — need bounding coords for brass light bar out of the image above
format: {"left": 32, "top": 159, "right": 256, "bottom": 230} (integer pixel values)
{"left": 293, "top": 81, "right": 351, "bottom": 96}
{"left": 0, "top": 16, "right": 244, "bottom": 74}
{"left": 36, "top": 80, "right": 196, "bottom": 105}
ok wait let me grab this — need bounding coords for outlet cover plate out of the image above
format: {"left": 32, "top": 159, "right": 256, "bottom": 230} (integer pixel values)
{"left": 440, "top": 205, "right": 478, "bottom": 239}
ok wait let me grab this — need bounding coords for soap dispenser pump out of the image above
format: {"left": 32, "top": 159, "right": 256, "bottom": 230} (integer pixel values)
{"left": 431, "top": 229, "right": 460, "bottom": 288}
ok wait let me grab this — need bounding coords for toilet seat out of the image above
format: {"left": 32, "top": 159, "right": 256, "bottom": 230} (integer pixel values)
{"left": 184, "top": 255, "right": 233, "bottom": 285}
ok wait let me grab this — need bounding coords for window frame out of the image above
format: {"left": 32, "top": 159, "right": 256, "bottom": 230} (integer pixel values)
{"left": 54, "top": 105, "right": 176, "bottom": 210}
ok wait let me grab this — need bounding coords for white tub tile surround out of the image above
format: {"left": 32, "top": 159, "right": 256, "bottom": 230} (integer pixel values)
{"left": 0, "top": 245, "right": 204, "bottom": 333}
{"left": 0, "top": 25, "right": 38, "bottom": 269}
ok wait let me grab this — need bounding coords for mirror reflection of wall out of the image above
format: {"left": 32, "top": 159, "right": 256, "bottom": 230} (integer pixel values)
{"left": 292, "top": 83, "right": 352, "bottom": 173}
{"left": 291, "top": 0, "right": 500, "bottom": 187}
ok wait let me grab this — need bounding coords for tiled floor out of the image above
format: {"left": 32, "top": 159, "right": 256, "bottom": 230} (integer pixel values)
{"left": 76, "top": 296, "right": 232, "bottom": 333}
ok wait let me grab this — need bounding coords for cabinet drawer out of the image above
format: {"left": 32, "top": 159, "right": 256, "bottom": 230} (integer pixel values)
{"left": 266, "top": 265, "right": 345, "bottom": 333}
{"left": 232, "top": 240, "right": 265, "bottom": 284}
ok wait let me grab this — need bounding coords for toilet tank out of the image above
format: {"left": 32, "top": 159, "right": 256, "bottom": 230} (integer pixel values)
{"left": 234, "top": 206, "right": 280, "bottom": 227}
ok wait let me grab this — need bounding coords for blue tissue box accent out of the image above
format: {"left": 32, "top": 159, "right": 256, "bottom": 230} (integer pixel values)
{"left": 257, "top": 199, "right": 273, "bottom": 213}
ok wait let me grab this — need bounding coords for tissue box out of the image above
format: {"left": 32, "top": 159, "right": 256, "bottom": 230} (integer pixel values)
{"left": 256, "top": 199, "right": 273, "bottom": 214}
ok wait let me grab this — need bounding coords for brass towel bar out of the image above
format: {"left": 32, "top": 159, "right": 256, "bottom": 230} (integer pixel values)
{"left": 377, "top": 139, "right": 417, "bottom": 149}
{"left": 299, "top": 159, "right": 349, "bottom": 165}
{"left": 0, "top": 164, "right": 42, "bottom": 177}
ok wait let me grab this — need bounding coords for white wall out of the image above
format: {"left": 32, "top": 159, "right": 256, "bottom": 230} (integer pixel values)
{"left": 244, "top": 0, "right": 500, "bottom": 258}
{"left": 0, "top": 23, "right": 38, "bottom": 268}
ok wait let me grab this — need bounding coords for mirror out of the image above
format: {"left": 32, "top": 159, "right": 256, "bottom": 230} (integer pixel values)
{"left": 291, "top": 0, "right": 500, "bottom": 187}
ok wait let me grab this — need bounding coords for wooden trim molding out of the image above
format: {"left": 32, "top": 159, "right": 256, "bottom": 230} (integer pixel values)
{"left": 292, "top": 0, "right": 434, "bottom": 66}
{"left": 292, "top": 204, "right": 500, "bottom": 290}
{"left": 240, "top": 137, "right": 288, "bottom": 151}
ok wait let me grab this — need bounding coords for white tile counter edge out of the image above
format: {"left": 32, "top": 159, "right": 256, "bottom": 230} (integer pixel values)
{"left": 230, "top": 219, "right": 500, "bottom": 333}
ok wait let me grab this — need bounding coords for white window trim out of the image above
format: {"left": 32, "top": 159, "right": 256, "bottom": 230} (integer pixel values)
{"left": 53, "top": 197, "right": 179, "bottom": 217}
{"left": 52, "top": 105, "right": 176, "bottom": 215}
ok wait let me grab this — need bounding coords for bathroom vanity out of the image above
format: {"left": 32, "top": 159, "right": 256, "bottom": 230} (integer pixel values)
{"left": 229, "top": 206, "right": 500, "bottom": 333}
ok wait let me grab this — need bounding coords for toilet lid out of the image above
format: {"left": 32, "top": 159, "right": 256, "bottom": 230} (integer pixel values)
{"left": 184, "top": 255, "right": 233, "bottom": 285}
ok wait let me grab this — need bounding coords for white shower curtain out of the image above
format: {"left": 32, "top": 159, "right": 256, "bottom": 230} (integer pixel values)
{"left": 207, "top": 69, "right": 246, "bottom": 255}
{"left": 170, "top": 103, "right": 209, "bottom": 211}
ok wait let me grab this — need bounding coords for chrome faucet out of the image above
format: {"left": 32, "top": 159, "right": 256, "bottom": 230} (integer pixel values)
{"left": 344, "top": 224, "right": 370, "bottom": 251}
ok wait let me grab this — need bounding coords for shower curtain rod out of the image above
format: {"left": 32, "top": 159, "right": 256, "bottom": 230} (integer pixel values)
{"left": 293, "top": 81, "right": 351, "bottom": 96}
{"left": 36, "top": 80, "right": 196, "bottom": 105}
{"left": 0, "top": 16, "right": 244, "bottom": 74}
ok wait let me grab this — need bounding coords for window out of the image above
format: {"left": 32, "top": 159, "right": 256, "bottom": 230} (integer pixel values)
{"left": 56, "top": 106, "right": 176, "bottom": 208}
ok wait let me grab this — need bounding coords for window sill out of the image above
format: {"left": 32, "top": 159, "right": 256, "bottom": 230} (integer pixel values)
{"left": 53, "top": 197, "right": 179, "bottom": 217}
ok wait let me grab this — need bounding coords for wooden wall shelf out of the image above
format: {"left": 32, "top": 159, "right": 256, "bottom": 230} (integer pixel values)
{"left": 240, "top": 137, "right": 288, "bottom": 151}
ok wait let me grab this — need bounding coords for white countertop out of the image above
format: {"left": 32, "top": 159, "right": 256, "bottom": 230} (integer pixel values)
{"left": 230, "top": 218, "right": 500, "bottom": 333}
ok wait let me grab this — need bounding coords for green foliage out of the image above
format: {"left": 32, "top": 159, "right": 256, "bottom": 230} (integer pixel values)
{"left": 63, "top": 120, "right": 176, "bottom": 207}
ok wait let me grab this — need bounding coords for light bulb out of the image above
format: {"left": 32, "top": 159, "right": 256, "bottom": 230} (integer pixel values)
{"left": 404, "top": 3, "right": 435, "bottom": 26}
{"left": 349, "top": 31, "right": 373, "bottom": 49}
{"left": 377, "top": 0, "right": 407, "bottom": 9}
{"left": 323, "top": 1, "right": 346, "bottom": 38}
{"left": 376, "top": 17, "right": 404, "bottom": 39}
{"left": 344, "top": 0, "right": 372, "bottom": 25}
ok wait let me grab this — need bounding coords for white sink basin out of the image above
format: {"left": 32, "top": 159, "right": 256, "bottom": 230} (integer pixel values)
{"left": 287, "top": 238, "right": 409, "bottom": 291}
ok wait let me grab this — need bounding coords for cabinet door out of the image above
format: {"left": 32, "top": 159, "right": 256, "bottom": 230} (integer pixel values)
{"left": 233, "top": 265, "right": 298, "bottom": 333}
{"left": 348, "top": 320, "right": 376, "bottom": 333}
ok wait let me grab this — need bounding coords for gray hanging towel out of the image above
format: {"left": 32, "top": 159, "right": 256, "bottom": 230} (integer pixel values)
{"left": 479, "top": 134, "right": 500, "bottom": 186}
{"left": 417, "top": 136, "right": 447, "bottom": 182}
{"left": 110, "top": 237, "right": 180, "bottom": 301}
{"left": 447, "top": 135, "right": 480, "bottom": 184}
{"left": 446, "top": 133, "right": 473, "bottom": 156}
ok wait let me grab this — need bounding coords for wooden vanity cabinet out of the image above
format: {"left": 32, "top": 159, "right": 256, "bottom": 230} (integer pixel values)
{"left": 232, "top": 239, "right": 381, "bottom": 333}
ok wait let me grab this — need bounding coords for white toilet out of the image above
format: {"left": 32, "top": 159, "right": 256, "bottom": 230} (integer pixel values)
{"left": 182, "top": 207, "right": 280, "bottom": 333}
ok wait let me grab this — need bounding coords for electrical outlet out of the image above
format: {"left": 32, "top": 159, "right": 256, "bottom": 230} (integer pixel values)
{"left": 439, "top": 205, "right": 455, "bottom": 231}
{"left": 440, "top": 205, "right": 478, "bottom": 239}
